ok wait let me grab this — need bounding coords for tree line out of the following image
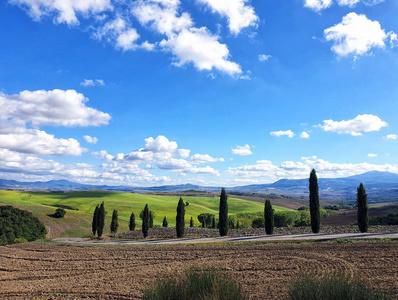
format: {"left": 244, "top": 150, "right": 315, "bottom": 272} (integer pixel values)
{"left": 90, "top": 169, "right": 370, "bottom": 239}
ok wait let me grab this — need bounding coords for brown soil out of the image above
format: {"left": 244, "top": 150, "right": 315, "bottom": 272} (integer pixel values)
{"left": 0, "top": 241, "right": 397, "bottom": 299}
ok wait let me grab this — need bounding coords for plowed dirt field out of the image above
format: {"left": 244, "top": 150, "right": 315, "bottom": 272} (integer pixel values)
{"left": 0, "top": 241, "right": 397, "bottom": 299}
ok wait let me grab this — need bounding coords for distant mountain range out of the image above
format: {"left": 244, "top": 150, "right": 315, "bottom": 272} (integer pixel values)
{"left": 1, "top": 171, "right": 398, "bottom": 202}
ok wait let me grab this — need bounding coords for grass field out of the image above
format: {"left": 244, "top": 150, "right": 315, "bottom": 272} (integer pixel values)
{"left": 0, "top": 190, "right": 293, "bottom": 238}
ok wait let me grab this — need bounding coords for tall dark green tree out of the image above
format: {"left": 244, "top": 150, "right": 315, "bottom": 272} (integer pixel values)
{"left": 129, "top": 212, "right": 136, "bottom": 231}
{"left": 190, "top": 216, "right": 194, "bottom": 227}
{"left": 219, "top": 187, "right": 229, "bottom": 236}
{"left": 142, "top": 204, "right": 149, "bottom": 238}
{"left": 162, "top": 216, "right": 168, "bottom": 227}
{"left": 176, "top": 197, "right": 185, "bottom": 238}
{"left": 149, "top": 211, "right": 154, "bottom": 228}
{"left": 92, "top": 205, "right": 99, "bottom": 236}
{"left": 309, "top": 169, "right": 320, "bottom": 233}
{"left": 110, "top": 209, "right": 119, "bottom": 236}
{"left": 97, "top": 202, "right": 106, "bottom": 237}
{"left": 357, "top": 183, "right": 369, "bottom": 233}
{"left": 264, "top": 199, "right": 274, "bottom": 235}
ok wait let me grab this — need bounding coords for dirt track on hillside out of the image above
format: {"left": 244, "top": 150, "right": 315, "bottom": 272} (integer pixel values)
{"left": 0, "top": 241, "right": 397, "bottom": 299}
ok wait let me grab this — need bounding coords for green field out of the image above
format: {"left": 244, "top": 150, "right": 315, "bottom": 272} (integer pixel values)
{"left": 0, "top": 190, "right": 293, "bottom": 238}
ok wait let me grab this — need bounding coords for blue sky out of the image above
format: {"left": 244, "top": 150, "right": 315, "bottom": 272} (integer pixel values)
{"left": 0, "top": 0, "right": 398, "bottom": 186}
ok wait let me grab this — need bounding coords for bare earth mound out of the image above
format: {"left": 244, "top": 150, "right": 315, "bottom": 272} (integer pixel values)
{"left": 0, "top": 241, "right": 397, "bottom": 299}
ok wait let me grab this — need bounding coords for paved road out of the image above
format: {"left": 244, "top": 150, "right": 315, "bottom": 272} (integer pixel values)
{"left": 53, "top": 232, "right": 398, "bottom": 245}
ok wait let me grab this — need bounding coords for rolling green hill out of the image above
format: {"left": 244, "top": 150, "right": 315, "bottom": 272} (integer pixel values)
{"left": 0, "top": 190, "right": 293, "bottom": 238}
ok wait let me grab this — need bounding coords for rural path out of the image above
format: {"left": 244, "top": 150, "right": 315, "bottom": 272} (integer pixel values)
{"left": 53, "top": 232, "right": 398, "bottom": 245}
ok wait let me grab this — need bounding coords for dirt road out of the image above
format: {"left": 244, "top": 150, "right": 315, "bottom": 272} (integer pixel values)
{"left": 53, "top": 231, "right": 398, "bottom": 245}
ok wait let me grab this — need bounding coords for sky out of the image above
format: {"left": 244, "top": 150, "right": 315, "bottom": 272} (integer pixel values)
{"left": 0, "top": 0, "right": 398, "bottom": 187}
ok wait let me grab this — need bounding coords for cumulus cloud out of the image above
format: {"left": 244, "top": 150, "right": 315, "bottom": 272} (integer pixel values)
{"left": 196, "top": 0, "right": 258, "bottom": 35}
{"left": 10, "top": 0, "right": 112, "bottom": 25}
{"left": 80, "top": 79, "right": 105, "bottom": 87}
{"left": 368, "top": 153, "right": 378, "bottom": 157}
{"left": 385, "top": 134, "right": 397, "bottom": 140}
{"left": 144, "top": 135, "right": 178, "bottom": 153}
{"left": 132, "top": 0, "right": 242, "bottom": 75}
{"left": 0, "top": 89, "right": 111, "bottom": 127}
{"left": 324, "top": 13, "right": 396, "bottom": 57}
{"left": 228, "top": 155, "right": 398, "bottom": 182}
{"left": 300, "top": 132, "right": 310, "bottom": 139}
{"left": 304, "top": 0, "right": 333, "bottom": 12}
{"left": 176, "top": 148, "right": 191, "bottom": 158}
{"left": 0, "top": 89, "right": 109, "bottom": 157}
{"left": 321, "top": 114, "right": 388, "bottom": 136}
{"left": 336, "top": 0, "right": 360, "bottom": 7}
{"left": 0, "top": 128, "right": 84, "bottom": 156}
{"left": 258, "top": 54, "right": 271, "bottom": 61}
{"left": 190, "top": 154, "right": 224, "bottom": 164}
{"left": 84, "top": 135, "right": 98, "bottom": 144}
{"left": 92, "top": 150, "right": 114, "bottom": 161}
{"left": 270, "top": 130, "right": 295, "bottom": 138}
{"left": 160, "top": 27, "right": 242, "bottom": 75}
{"left": 232, "top": 144, "right": 252, "bottom": 156}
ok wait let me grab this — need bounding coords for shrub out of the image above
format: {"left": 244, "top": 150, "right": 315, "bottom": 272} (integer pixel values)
{"left": 251, "top": 217, "right": 264, "bottom": 228}
{"left": 54, "top": 208, "right": 66, "bottom": 218}
{"left": 274, "top": 212, "right": 299, "bottom": 227}
{"left": 142, "top": 268, "right": 247, "bottom": 300}
{"left": 13, "top": 237, "right": 28, "bottom": 244}
{"left": 288, "top": 273, "right": 391, "bottom": 300}
{"left": 162, "top": 216, "right": 168, "bottom": 227}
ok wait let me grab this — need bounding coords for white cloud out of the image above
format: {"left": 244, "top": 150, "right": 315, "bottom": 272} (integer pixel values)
{"left": 324, "top": 13, "right": 396, "bottom": 57}
{"left": 183, "top": 165, "right": 220, "bottom": 176}
{"left": 92, "top": 150, "right": 114, "bottom": 161}
{"left": 10, "top": 0, "right": 112, "bottom": 25}
{"left": 336, "top": 0, "right": 360, "bottom": 7}
{"left": 176, "top": 148, "right": 191, "bottom": 158}
{"left": 228, "top": 155, "right": 398, "bottom": 182}
{"left": 144, "top": 135, "right": 178, "bottom": 153}
{"left": 304, "top": 0, "right": 333, "bottom": 12}
{"left": 0, "top": 128, "right": 85, "bottom": 156}
{"left": 80, "top": 79, "right": 105, "bottom": 87}
{"left": 116, "top": 28, "right": 141, "bottom": 51}
{"left": 190, "top": 154, "right": 224, "bottom": 164}
{"left": 160, "top": 27, "right": 242, "bottom": 75}
{"left": 258, "top": 54, "right": 271, "bottom": 61}
{"left": 232, "top": 144, "right": 252, "bottom": 156}
{"left": 196, "top": 0, "right": 259, "bottom": 35}
{"left": 321, "top": 114, "right": 388, "bottom": 136}
{"left": 84, "top": 135, "right": 98, "bottom": 144}
{"left": 300, "top": 131, "right": 310, "bottom": 139}
{"left": 368, "top": 153, "right": 378, "bottom": 157}
{"left": 0, "top": 89, "right": 111, "bottom": 127}
{"left": 157, "top": 158, "right": 192, "bottom": 170}
{"left": 385, "top": 134, "right": 397, "bottom": 140}
{"left": 270, "top": 130, "right": 295, "bottom": 138}
{"left": 132, "top": 0, "right": 193, "bottom": 36}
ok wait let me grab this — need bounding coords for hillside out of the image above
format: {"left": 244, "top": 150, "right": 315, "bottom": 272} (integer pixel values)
{"left": 0, "top": 190, "right": 291, "bottom": 238}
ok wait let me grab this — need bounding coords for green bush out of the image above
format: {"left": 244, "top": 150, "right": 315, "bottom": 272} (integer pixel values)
{"left": 288, "top": 273, "right": 391, "bottom": 300}
{"left": 13, "top": 237, "right": 28, "bottom": 244}
{"left": 54, "top": 208, "right": 66, "bottom": 218}
{"left": 143, "top": 268, "right": 247, "bottom": 300}
{"left": 251, "top": 217, "right": 264, "bottom": 228}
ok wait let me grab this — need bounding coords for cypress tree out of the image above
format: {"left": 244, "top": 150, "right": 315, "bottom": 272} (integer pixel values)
{"left": 176, "top": 197, "right": 185, "bottom": 238}
{"left": 149, "top": 211, "right": 154, "bottom": 228}
{"left": 142, "top": 204, "right": 149, "bottom": 238}
{"left": 162, "top": 216, "right": 168, "bottom": 227}
{"left": 110, "top": 209, "right": 119, "bottom": 236}
{"left": 264, "top": 199, "right": 274, "bottom": 235}
{"left": 190, "top": 216, "right": 194, "bottom": 227}
{"left": 309, "top": 169, "right": 321, "bottom": 233}
{"left": 92, "top": 205, "right": 99, "bottom": 236}
{"left": 219, "top": 187, "right": 228, "bottom": 236}
{"left": 357, "top": 183, "right": 369, "bottom": 233}
{"left": 129, "top": 212, "right": 136, "bottom": 231}
{"left": 97, "top": 201, "right": 105, "bottom": 237}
